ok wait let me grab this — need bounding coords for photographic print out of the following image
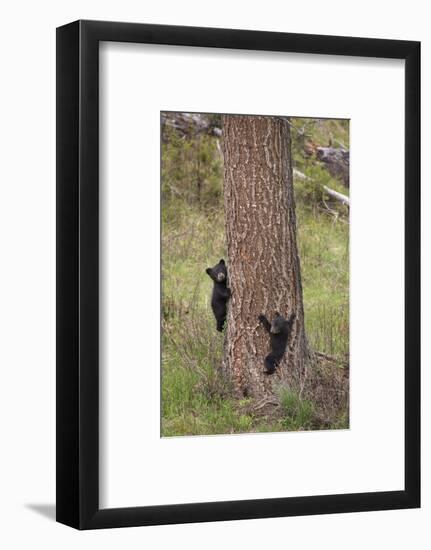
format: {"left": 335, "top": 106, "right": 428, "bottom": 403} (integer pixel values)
{"left": 57, "top": 21, "right": 419, "bottom": 528}
{"left": 161, "top": 112, "right": 349, "bottom": 437}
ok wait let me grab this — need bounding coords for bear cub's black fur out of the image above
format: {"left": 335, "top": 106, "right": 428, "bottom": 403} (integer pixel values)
{"left": 258, "top": 312, "right": 295, "bottom": 374}
{"left": 206, "top": 259, "right": 231, "bottom": 332}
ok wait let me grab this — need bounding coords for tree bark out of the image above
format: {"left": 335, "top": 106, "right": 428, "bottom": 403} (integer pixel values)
{"left": 222, "top": 115, "right": 309, "bottom": 400}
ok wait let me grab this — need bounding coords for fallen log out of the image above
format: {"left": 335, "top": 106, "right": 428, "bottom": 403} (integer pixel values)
{"left": 323, "top": 185, "right": 350, "bottom": 206}
{"left": 293, "top": 168, "right": 310, "bottom": 181}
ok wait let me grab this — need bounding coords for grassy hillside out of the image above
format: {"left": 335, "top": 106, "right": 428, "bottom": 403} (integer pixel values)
{"left": 161, "top": 116, "right": 349, "bottom": 437}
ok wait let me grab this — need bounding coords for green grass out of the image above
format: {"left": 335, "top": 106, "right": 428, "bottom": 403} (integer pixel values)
{"left": 278, "top": 387, "right": 315, "bottom": 430}
{"left": 161, "top": 116, "right": 349, "bottom": 436}
{"left": 298, "top": 206, "right": 349, "bottom": 357}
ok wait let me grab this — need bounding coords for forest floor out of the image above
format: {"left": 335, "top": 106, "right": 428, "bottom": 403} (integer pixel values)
{"left": 161, "top": 116, "right": 349, "bottom": 436}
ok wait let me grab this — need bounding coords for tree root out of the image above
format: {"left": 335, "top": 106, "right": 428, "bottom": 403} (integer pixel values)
{"left": 314, "top": 350, "right": 349, "bottom": 367}
{"left": 251, "top": 397, "right": 280, "bottom": 411}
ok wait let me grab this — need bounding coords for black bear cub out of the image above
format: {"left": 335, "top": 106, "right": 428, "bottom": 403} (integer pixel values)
{"left": 206, "top": 259, "right": 231, "bottom": 332}
{"left": 258, "top": 312, "right": 295, "bottom": 374}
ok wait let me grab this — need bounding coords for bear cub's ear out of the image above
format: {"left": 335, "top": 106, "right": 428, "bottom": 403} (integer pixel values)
{"left": 219, "top": 258, "right": 225, "bottom": 265}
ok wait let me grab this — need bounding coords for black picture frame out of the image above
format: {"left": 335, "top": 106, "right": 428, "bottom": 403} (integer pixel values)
{"left": 56, "top": 20, "right": 420, "bottom": 530}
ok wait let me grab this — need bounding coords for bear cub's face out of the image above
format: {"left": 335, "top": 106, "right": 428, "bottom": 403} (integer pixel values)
{"left": 270, "top": 313, "right": 288, "bottom": 334}
{"left": 206, "top": 259, "right": 227, "bottom": 283}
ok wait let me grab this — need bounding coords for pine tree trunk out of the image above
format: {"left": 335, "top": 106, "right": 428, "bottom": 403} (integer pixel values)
{"left": 222, "top": 115, "right": 309, "bottom": 400}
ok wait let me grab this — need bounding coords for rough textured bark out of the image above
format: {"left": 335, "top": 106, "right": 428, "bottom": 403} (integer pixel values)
{"left": 222, "top": 115, "right": 309, "bottom": 399}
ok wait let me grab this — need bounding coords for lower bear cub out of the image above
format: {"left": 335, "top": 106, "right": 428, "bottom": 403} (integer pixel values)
{"left": 206, "top": 259, "right": 231, "bottom": 332}
{"left": 258, "top": 312, "right": 295, "bottom": 374}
